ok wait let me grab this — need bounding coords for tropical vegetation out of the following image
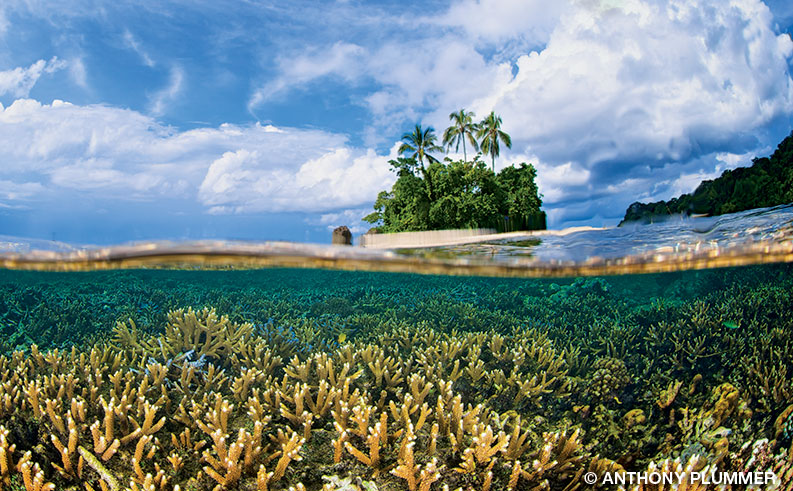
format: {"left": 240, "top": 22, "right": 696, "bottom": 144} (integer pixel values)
{"left": 364, "top": 109, "right": 546, "bottom": 233}
{"left": 620, "top": 132, "right": 793, "bottom": 224}
{"left": 477, "top": 111, "right": 512, "bottom": 171}
{"left": 442, "top": 109, "right": 478, "bottom": 162}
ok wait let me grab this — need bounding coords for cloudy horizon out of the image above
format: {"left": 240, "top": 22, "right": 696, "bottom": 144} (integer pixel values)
{"left": 1, "top": 0, "right": 792, "bottom": 244}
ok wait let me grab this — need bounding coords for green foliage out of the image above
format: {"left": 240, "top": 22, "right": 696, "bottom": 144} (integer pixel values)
{"left": 621, "top": 131, "right": 793, "bottom": 224}
{"left": 364, "top": 156, "right": 546, "bottom": 233}
{"left": 497, "top": 162, "right": 544, "bottom": 230}
{"left": 477, "top": 110, "right": 512, "bottom": 171}
{"left": 442, "top": 109, "right": 479, "bottom": 162}
{"left": 367, "top": 110, "right": 528, "bottom": 232}
{"left": 397, "top": 124, "right": 443, "bottom": 169}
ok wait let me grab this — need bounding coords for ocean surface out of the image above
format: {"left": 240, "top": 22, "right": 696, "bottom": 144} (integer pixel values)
{"left": 0, "top": 205, "right": 792, "bottom": 490}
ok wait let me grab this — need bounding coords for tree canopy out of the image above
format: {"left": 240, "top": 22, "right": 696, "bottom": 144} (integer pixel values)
{"left": 365, "top": 111, "right": 543, "bottom": 233}
{"left": 364, "top": 156, "right": 545, "bottom": 233}
{"left": 442, "top": 109, "right": 479, "bottom": 163}
{"left": 620, "top": 131, "right": 793, "bottom": 225}
{"left": 398, "top": 124, "right": 443, "bottom": 169}
{"left": 477, "top": 111, "right": 512, "bottom": 172}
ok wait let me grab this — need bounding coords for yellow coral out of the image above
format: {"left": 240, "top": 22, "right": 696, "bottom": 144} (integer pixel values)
{"left": 114, "top": 307, "right": 253, "bottom": 362}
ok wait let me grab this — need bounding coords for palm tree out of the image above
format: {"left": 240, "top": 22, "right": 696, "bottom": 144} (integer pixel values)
{"left": 477, "top": 111, "right": 512, "bottom": 172}
{"left": 442, "top": 109, "right": 479, "bottom": 162}
{"left": 399, "top": 124, "right": 442, "bottom": 202}
{"left": 398, "top": 124, "right": 443, "bottom": 170}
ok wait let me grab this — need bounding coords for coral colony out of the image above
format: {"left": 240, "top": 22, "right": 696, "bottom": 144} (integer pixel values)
{"left": 0, "top": 265, "right": 791, "bottom": 490}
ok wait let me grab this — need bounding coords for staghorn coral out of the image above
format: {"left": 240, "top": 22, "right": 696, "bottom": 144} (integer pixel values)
{"left": 0, "top": 262, "right": 791, "bottom": 489}
{"left": 114, "top": 306, "right": 253, "bottom": 365}
{"left": 0, "top": 307, "right": 595, "bottom": 490}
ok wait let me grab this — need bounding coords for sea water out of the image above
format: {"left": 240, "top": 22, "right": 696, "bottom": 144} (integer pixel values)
{"left": 0, "top": 206, "right": 792, "bottom": 490}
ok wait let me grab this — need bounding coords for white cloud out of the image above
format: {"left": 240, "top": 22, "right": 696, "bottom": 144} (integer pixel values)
{"left": 365, "top": 38, "right": 511, "bottom": 125}
{"left": 438, "top": 0, "right": 570, "bottom": 48}
{"left": 534, "top": 160, "right": 591, "bottom": 204}
{"left": 0, "top": 57, "right": 68, "bottom": 97}
{"left": 68, "top": 57, "right": 88, "bottom": 88}
{"left": 199, "top": 144, "right": 398, "bottom": 213}
{"left": 0, "top": 180, "right": 44, "bottom": 208}
{"left": 149, "top": 65, "right": 184, "bottom": 116}
{"left": 306, "top": 208, "right": 374, "bottom": 236}
{"left": 250, "top": 42, "right": 366, "bottom": 109}
{"left": 0, "top": 98, "right": 396, "bottom": 216}
{"left": 123, "top": 29, "right": 156, "bottom": 68}
{"left": 49, "top": 158, "right": 168, "bottom": 194}
{"left": 715, "top": 150, "right": 758, "bottom": 170}
{"left": 489, "top": 0, "right": 793, "bottom": 169}
{"left": 665, "top": 170, "right": 721, "bottom": 198}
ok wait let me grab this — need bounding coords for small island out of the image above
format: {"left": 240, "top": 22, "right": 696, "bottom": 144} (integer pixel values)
{"left": 620, "top": 132, "right": 793, "bottom": 225}
{"left": 364, "top": 110, "right": 546, "bottom": 234}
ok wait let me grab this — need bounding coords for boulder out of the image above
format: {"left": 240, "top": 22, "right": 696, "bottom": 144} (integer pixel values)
{"left": 332, "top": 226, "right": 352, "bottom": 245}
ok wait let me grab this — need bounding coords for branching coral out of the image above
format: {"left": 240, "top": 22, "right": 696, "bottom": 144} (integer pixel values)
{"left": 0, "top": 262, "right": 791, "bottom": 490}
{"left": 113, "top": 307, "right": 253, "bottom": 364}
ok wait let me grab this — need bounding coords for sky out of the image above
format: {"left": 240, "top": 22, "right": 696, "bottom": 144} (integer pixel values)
{"left": 1, "top": 0, "right": 792, "bottom": 245}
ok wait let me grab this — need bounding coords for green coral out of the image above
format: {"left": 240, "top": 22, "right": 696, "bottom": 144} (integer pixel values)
{"left": 586, "top": 357, "right": 631, "bottom": 402}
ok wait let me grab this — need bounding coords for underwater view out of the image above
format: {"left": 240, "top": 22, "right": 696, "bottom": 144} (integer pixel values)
{"left": 0, "top": 207, "right": 791, "bottom": 491}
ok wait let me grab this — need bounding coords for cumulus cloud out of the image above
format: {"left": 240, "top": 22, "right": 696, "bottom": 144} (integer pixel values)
{"left": 199, "top": 144, "right": 397, "bottom": 213}
{"left": 438, "top": 0, "right": 571, "bottom": 52}
{"left": 0, "top": 57, "right": 68, "bottom": 98}
{"left": 492, "top": 1, "right": 792, "bottom": 163}
{"left": 0, "top": 98, "right": 395, "bottom": 215}
{"left": 472, "top": 0, "right": 793, "bottom": 222}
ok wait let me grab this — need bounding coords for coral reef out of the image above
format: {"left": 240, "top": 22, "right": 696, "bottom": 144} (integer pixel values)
{"left": 585, "top": 357, "right": 631, "bottom": 403}
{"left": 0, "top": 263, "right": 790, "bottom": 489}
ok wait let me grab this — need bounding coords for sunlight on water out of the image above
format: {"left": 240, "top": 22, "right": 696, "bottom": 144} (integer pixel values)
{"left": 1, "top": 204, "right": 792, "bottom": 277}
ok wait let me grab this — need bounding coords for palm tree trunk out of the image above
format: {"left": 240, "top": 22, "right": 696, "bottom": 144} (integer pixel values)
{"left": 463, "top": 139, "right": 467, "bottom": 163}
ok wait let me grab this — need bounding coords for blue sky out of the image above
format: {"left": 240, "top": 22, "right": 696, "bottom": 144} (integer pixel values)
{"left": 1, "top": 0, "right": 792, "bottom": 245}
